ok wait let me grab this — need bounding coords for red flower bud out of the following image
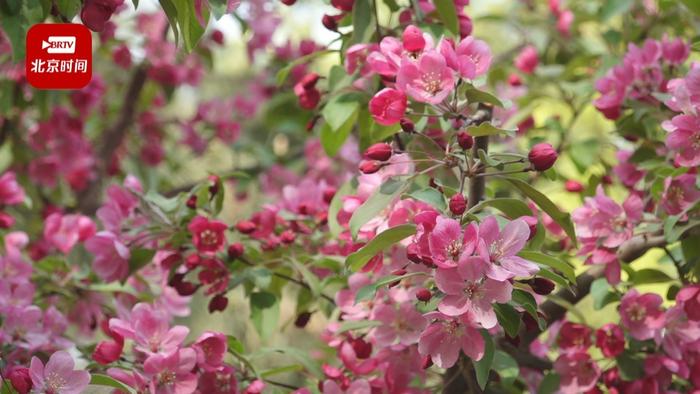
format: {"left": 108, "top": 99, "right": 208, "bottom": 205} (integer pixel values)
{"left": 0, "top": 211, "right": 15, "bottom": 228}
{"left": 185, "top": 254, "right": 201, "bottom": 270}
{"left": 449, "top": 194, "right": 467, "bottom": 215}
{"left": 295, "top": 311, "right": 312, "bottom": 328}
{"left": 402, "top": 25, "right": 425, "bottom": 52}
{"left": 601, "top": 175, "right": 613, "bottom": 185}
{"left": 359, "top": 160, "right": 382, "bottom": 174}
{"left": 508, "top": 73, "right": 522, "bottom": 86}
{"left": 300, "top": 73, "right": 320, "bottom": 90}
{"left": 280, "top": 0, "right": 296, "bottom": 5}
{"left": 208, "top": 294, "right": 229, "bottom": 313}
{"left": 227, "top": 243, "right": 244, "bottom": 260}
{"left": 236, "top": 220, "right": 257, "bottom": 234}
{"left": 80, "top": 0, "right": 120, "bottom": 32}
{"left": 280, "top": 230, "right": 296, "bottom": 244}
{"left": 363, "top": 143, "right": 393, "bottom": 161}
{"left": 322, "top": 14, "right": 339, "bottom": 31}
{"left": 415, "top": 288, "right": 432, "bottom": 302}
{"left": 8, "top": 367, "right": 32, "bottom": 394}
{"left": 406, "top": 243, "right": 423, "bottom": 265}
{"left": 210, "top": 29, "right": 224, "bottom": 45}
{"left": 322, "top": 187, "right": 337, "bottom": 204}
{"left": 528, "top": 277, "right": 555, "bottom": 295}
{"left": 457, "top": 132, "right": 474, "bottom": 150}
{"left": 351, "top": 337, "right": 373, "bottom": 359}
{"left": 186, "top": 195, "right": 197, "bottom": 209}
{"left": 521, "top": 215, "right": 538, "bottom": 241}
{"left": 400, "top": 118, "right": 415, "bottom": 133}
{"left": 421, "top": 355, "right": 433, "bottom": 369}
{"left": 208, "top": 174, "right": 220, "bottom": 196}
{"left": 565, "top": 180, "right": 584, "bottom": 193}
{"left": 330, "top": 0, "right": 354, "bottom": 12}
{"left": 528, "top": 143, "right": 558, "bottom": 171}
{"left": 93, "top": 337, "right": 124, "bottom": 365}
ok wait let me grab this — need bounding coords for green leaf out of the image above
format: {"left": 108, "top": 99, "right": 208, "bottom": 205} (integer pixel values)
{"left": 336, "top": 319, "right": 382, "bottom": 334}
{"left": 159, "top": 0, "right": 180, "bottom": 45}
{"left": 493, "top": 303, "right": 521, "bottom": 338}
{"left": 474, "top": 330, "right": 494, "bottom": 390}
{"left": 289, "top": 259, "right": 321, "bottom": 298}
{"left": 464, "top": 85, "right": 504, "bottom": 108}
{"left": 504, "top": 177, "right": 577, "bottom": 246}
{"left": 328, "top": 180, "right": 354, "bottom": 237}
{"left": 354, "top": 272, "right": 426, "bottom": 302}
{"left": 512, "top": 289, "right": 545, "bottom": 330}
{"left": 171, "top": 0, "right": 209, "bottom": 52}
{"left": 519, "top": 251, "right": 576, "bottom": 284}
{"left": 493, "top": 351, "right": 519, "bottom": 386}
{"left": 349, "top": 178, "right": 408, "bottom": 237}
{"left": 466, "top": 122, "right": 516, "bottom": 137}
{"left": 276, "top": 50, "right": 335, "bottom": 86}
{"left": 0, "top": 141, "right": 14, "bottom": 175}
{"left": 351, "top": 0, "right": 374, "bottom": 43}
{"left": 590, "top": 277, "right": 620, "bottom": 310}
{"left": 408, "top": 188, "right": 446, "bottom": 211}
{"left": 90, "top": 374, "right": 136, "bottom": 393}
{"left": 227, "top": 335, "right": 246, "bottom": 353}
{"left": 536, "top": 266, "right": 569, "bottom": 288}
{"left": 346, "top": 224, "right": 417, "bottom": 271}
{"left": 255, "top": 347, "right": 322, "bottom": 377}
{"left": 681, "top": 0, "right": 700, "bottom": 14}
{"left": 128, "top": 248, "right": 156, "bottom": 274}
{"left": 616, "top": 351, "right": 644, "bottom": 380}
{"left": 250, "top": 292, "right": 280, "bottom": 340}
{"left": 600, "top": 0, "right": 635, "bottom": 20}
{"left": 322, "top": 93, "right": 362, "bottom": 131}
{"left": 320, "top": 113, "right": 357, "bottom": 157}
{"left": 0, "top": 11, "right": 27, "bottom": 60}
{"left": 54, "top": 0, "right": 81, "bottom": 20}
{"left": 467, "top": 198, "right": 532, "bottom": 218}
{"left": 629, "top": 268, "right": 674, "bottom": 285}
{"left": 538, "top": 372, "right": 560, "bottom": 394}
{"left": 433, "top": 0, "right": 459, "bottom": 36}
{"left": 260, "top": 364, "right": 304, "bottom": 378}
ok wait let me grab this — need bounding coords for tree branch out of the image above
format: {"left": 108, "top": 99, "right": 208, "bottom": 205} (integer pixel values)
{"left": 77, "top": 65, "right": 149, "bottom": 214}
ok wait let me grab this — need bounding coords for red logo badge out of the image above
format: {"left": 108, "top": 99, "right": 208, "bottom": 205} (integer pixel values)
{"left": 26, "top": 23, "right": 92, "bottom": 90}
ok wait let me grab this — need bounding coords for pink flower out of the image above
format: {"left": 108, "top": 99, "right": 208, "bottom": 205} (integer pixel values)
{"left": 661, "top": 36, "right": 690, "bottom": 65}
{"left": 197, "top": 365, "right": 238, "bottom": 394}
{"left": 440, "top": 37, "right": 492, "bottom": 79}
{"left": 143, "top": 348, "right": 198, "bottom": 394}
{"left": 514, "top": 45, "right": 538, "bottom": 74}
{"left": 658, "top": 305, "right": 700, "bottom": 359}
{"left": 367, "top": 37, "right": 403, "bottom": 77}
{"left": 665, "top": 66, "right": 700, "bottom": 115}
{"left": 187, "top": 215, "right": 228, "bottom": 254}
{"left": 193, "top": 331, "right": 227, "bottom": 371}
{"left": 428, "top": 217, "right": 478, "bottom": 268}
{"left": 322, "top": 379, "right": 371, "bottom": 394}
{"left": 371, "top": 301, "right": 427, "bottom": 346}
{"left": 435, "top": 261, "right": 512, "bottom": 327}
{"left": 613, "top": 150, "right": 645, "bottom": 188}
{"left": 81, "top": 0, "right": 124, "bottom": 32}
{"left": 619, "top": 289, "right": 665, "bottom": 341}
{"left": 418, "top": 312, "right": 484, "bottom": 368}
{"left": 0, "top": 171, "right": 25, "bottom": 205}
{"left": 43, "top": 213, "right": 96, "bottom": 254}
{"left": 476, "top": 216, "right": 538, "bottom": 280}
{"left": 661, "top": 174, "right": 700, "bottom": 215}
{"left": 369, "top": 88, "right": 407, "bottom": 125}
{"left": 110, "top": 303, "right": 189, "bottom": 355}
{"left": 396, "top": 51, "right": 454, "bottom": 104}
{"left": 29, "top": 351, "right": 90, "bottom": 394}
{"left": 557, "top": 322, "right": 592, "bottom": 351}
{"left": 664, "top": 114, "right": 700, "bottom": 167}
{"left": 345, "top": 43, "right": 378, "bottom": 76}
{"left": 677, "top": 284, "right": 700, "bottom": 321}
{"left": 553, "top": 351, "right": 600, "bottom": 394}
{"left": 84, "top": 231, "right": 130, "bottom": 282}
{"left": 556, "top": 10, "right": 574, "bottom": 36}
{"left": 595, "top": 323, "right": 625, "bottom": 358}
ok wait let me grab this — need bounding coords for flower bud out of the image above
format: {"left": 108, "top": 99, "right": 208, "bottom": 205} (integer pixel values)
{"left": 208, "top": 294, "right": 229, "bottom": 313}
{"left": 300, "top": 73, "right": 320, "bottom": 90}
{"left": 227, "top": 243, "right": 244, "bottom": 260}
{"left": 421, "top": 356, "right": 433, "bottom": 369}
{"left": 457, "top": 132, "right": 474, "bottom": 150}
{"left": 294, "top": 311, "right": 312, "bottom": 328}
{"left": 565, "top": 180, "right": 584, "bottom": 193}
{"left": 280, "top": 230, "right": 296, "bottom": 244}
{"left": 359, "top": 160, "right": 382, "bottom": 174}
{"left": 186, "top": 195, "right": 197, "bottom": 209}
{"left": 8, "top": 367, "right": 32, "bottom": 394}
{"left": 449, "top": 194, "right": 467, "bottom": 215}
{"left": 406, "top": 243, "right": 423, "bottom": 265}
{"left": 280, "top": 0, "right": 296, "bottom": 5}
{"left": 400, "top": 118, "right": 415, "bottom": 133}
{"left": 351, "top": 338, "right": 373, "bottom": 359}
{"left": 602, "top": 175, "right": 613, "bottom": 185}
{"left": 528, "top": 143, "right": 558, "bottom": 171}
{"left": 415, "top": 288, "right": 432, "bottom": 302}
{"left": 528, "top": 277, "right": 555, "bottom": 295}
{"left": 508, "top": 73, "right": 522, "bottom": 86}
{"left": 210, "top": 29, "right": 224, "bottom": 45}
{"left": 93, "top": 338, "right": 124, "bottom": 365}
{"left": 330, "top": 0, "right": 354, "bottom": 12}
{"left": 322, "top": 14, "right": 338, "bottom": 31}
{"left": 236, "top": 220, "right": 257, "bottom": 234}
{"left": 0, "top": 211, "right": 15, "bottom": 228}
{"left": 174, "top": 280, "right": 198, "bottom": 296}
{"left": 322, "top": 187, "right": 337, "bottom": 204}
{"left": 402, "top": 25, "right": 425, "bottom": 52}
{"left": 364, "top": 143, "right": 393, "bottom": 161}
{"left": 521, "top": 215, "right": 538, "bottom": 241}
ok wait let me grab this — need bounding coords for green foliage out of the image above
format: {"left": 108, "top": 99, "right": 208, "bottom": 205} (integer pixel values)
{"left": 90, "top": 374, "right": 136, "bottom": 393}
{"left": 346, "top": 224, "right": 417, "bottom": 271}
{"left": 474, "top": 329, "right": 494, "bottom": 390}
{"left": 349, "top": 178, "right": 408, "bottom": 237}
{"left": 250, "top": 292, "right": 280, "bottom": 340}
{"left": 493, "top": 303, "right": 521, "bottom": 338}
{"left": 433, "top": 0, "right": 459, "bottom": 36}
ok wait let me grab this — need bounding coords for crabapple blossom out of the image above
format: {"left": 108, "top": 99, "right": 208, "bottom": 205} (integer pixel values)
{"left": 29, "top": 351, "right": 90, "bottom": 394}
